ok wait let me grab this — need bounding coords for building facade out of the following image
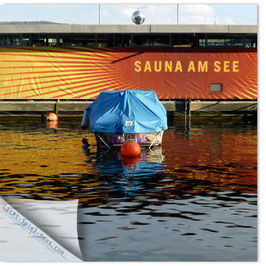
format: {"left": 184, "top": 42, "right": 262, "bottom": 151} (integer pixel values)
{"left": 0, "top": 24, "right": 257, "bottom": 100}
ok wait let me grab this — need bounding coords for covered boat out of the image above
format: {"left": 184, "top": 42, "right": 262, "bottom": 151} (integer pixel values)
{"left": 81, "top": 90, "right": 168, "bottom": 148}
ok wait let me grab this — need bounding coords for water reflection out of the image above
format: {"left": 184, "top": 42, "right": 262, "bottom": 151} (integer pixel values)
{"left": 0, "top": 118, "right": 257, "bottom": 261}
{"left": 82, "top": 141, "right": 165, "bottom": 197}
{"left": 46, "top": 120, "right": 58, "bottom": 130}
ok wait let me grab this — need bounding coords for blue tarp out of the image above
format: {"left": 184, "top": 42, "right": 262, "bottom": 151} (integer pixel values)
{"left": 83, "top": 90, "right": 168, "bottom": 133}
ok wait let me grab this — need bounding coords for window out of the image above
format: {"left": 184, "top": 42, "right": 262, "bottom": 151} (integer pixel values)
{"left": 105, "top": 34, "right": 115, "bottom": 47}
{"left": 0, "top": 35, "right": 22, "bottom": 46}
{"left": 230, "top": 34, "right": 245, "bottom": 47}
{"left": 115, "top": 34, "right": 131, "bottom": 47}
{"left": 198, "top": 34, "right": 206, "bottom": 47}
{"left": 22, "top": 34, "right": 31, "bottom": 46}
{"left": 32, "top": 34, "right": 47, "bottom": 46}
{"left": 206, "top": 34, "right": 227, "bottom": 47}
{"left": 0, "top": 33, "right": 257, "bottom": 48}
{"left": 245, "top": 34, "right": 257, "bottom": 48}
{"left": 59, "top": 34, "right": 96, "bottom": 46}
{"left": 172, "top": 34, "right": 197, "bottom": 47}
{"left": 96, "top": 34, "right": 114, "bottom": 47}
{"left": 150, "top": 35, "right": 170, "bottom": 46}
{"left": 47, "top": 35, "right": 57, "bottom": 46}
{"left": 133, "top": 35, "right": 150, "bottom": 47}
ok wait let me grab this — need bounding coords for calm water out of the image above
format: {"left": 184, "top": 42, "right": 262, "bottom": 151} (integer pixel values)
{"left": 0, "top": 117, "right": 257, "bottom": 261}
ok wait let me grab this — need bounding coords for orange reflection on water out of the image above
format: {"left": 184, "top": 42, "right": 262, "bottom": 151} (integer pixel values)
{"left": 0, "top": 123, "right": 257, "bottom": 203}
{"left": 162, "top": 128, "right": 257, "bottom": 194}
{"left": 46, "top": 120, "right": 58, "bottom": 129}
{"left": 0, "top": 131, "right": 96, "bottom": 176}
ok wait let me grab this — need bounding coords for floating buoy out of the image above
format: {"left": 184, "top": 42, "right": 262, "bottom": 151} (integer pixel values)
{"left": 46, "top": 112, "right": 57, "bottom": 121}
{"left": 121, "top": 141, "right": 141, "bottom": 157}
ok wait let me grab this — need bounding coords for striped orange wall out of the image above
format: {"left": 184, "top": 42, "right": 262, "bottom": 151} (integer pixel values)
{"left": 0, "top": 46, "right": 257, "bottom": 99}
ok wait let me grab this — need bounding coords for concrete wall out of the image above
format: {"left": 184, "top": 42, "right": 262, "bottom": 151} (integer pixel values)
{"left": 0, "top": 100, "right": 257, "bottom": 116}
{"left": 0, "top": 24, "right": 257, "bottom": 34}
{"left": 190, "top": 101, "right": 257, "bottom": 112}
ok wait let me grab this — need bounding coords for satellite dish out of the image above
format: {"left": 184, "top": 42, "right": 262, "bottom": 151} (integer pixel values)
{"left": 132, "top": 10, "right": 145, "bottom": 25}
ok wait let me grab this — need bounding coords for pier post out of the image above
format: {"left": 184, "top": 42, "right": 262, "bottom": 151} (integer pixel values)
{"left": 185, "top": 99, "right": 191, "bottom": 130}
{"left": 54, "top": 99, "right": 59, "bottom": 118}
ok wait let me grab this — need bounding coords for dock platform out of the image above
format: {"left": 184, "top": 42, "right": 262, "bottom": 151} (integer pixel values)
{"left": 0, "top": 100, "right": 257, "bottom": 117}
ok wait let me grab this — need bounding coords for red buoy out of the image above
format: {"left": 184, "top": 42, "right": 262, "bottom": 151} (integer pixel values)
{"left": 121, "top": 141, "right": 141, "bottom": 157}
{"left": 46, "top": 112, "right": 57, "bottom": 121}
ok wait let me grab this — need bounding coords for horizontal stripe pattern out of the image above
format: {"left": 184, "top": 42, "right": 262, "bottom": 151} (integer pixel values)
{"left": 0, "top": 47, "right": 257, "bottom": 99}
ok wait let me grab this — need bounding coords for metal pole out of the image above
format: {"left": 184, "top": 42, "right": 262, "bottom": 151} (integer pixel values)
{"left": 177, "top": 4, "right": 179, "bottom": 25}
{"left": 99, "top": 4, "right": 101, "bottom": 25}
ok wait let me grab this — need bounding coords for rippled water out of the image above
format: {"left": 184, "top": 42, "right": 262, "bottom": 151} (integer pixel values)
{"left": 0, "top": 117, "right": 257, "bottom": 261}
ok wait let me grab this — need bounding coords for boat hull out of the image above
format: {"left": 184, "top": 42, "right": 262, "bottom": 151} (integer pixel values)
{"left": 95, "top": 131, "right": 164, "bottom": 148}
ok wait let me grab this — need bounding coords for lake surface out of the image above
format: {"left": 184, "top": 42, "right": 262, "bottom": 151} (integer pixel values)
{"left": 0, "top": 116, "right": 257, "bottom": 261}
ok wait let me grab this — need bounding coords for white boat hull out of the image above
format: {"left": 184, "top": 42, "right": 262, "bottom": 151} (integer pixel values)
{"left": 95, "top": 131, "right": 164, "bottom": 148}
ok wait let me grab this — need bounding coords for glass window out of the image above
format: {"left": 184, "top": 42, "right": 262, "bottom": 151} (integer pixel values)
{"left": 59, "top": 34, "right": 96, "bottom": 46}
{"left": 105, "top": 34, "right": 114, "bottom": 47}
{"left": 172, "top": 34, "right": 197, "bottom": 47}
{"left": 171, "top": 34, "right": 180, "bottom": 47}
{"left": 0, "top": 35, "right": 22, "bottom": 46}
{"left": 0, "top": 33, "right": 257, "bottom": 48}
{"left": 150, "top": 35, "right": 170, "bottom": 46}
{"left": 27, "top": 34, "right": 57, "bottom": 46}
{"left": 245, "top": 34, "right": 257, "bottom": 48}
{"left": 114, "top": 34, "right": 122, "bottom": 47}
{"left": 96, "top": 34, "right": 114, "bottom": 47}
{"left": 133, "top": 35, "right": 150, "bottom": 47}
{"left": 97, "top": 34, "right": 106, "bottom": 47}
{"left": 207, "top": 34, "right": 227, "bottom": 47}
{"left": 0, "top": 35, "right": 9, "bottom": 46}
{"left": 230, "top": 34, "right": 245, "bottom": 47}
{"left": 115, "top": 34, "right": 131, "bottom": 47}
{"left": 32, "top": 34, "right": 47, "bottom": 47}
{"left": 198, "top": 34, "right": 206, "bottom": 47}
{"left": 47, "top": 35, "right": 57, "bottom": 46}
{"left": 21, "top": 34, "right": 31, "bottom": 46}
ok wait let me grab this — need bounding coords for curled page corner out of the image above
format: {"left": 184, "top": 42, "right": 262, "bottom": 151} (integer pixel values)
{"left": 0, "top": 196, "right": 83, "bottom": 262}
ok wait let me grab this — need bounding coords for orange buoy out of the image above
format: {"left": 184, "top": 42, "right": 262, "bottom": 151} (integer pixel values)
{"left": 121, "top": 141, "right": 141, "bottom": 157}
{"left": 46, "top": 112, "right": 57, "bottom": 121}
